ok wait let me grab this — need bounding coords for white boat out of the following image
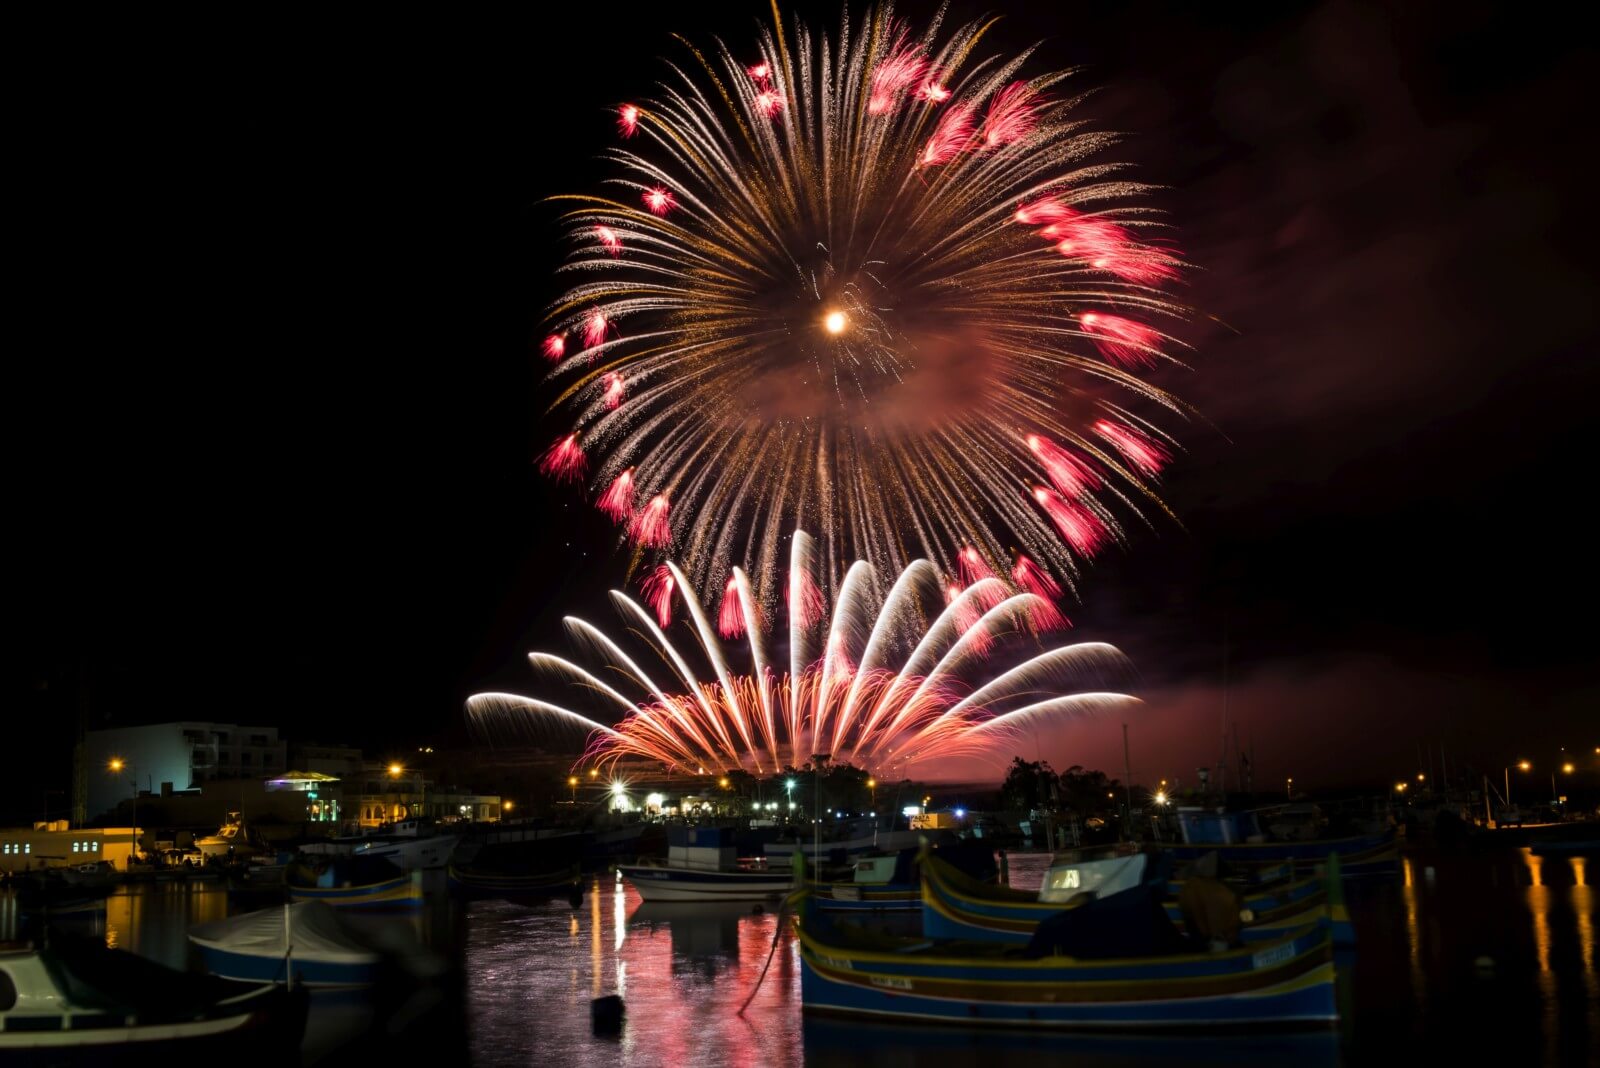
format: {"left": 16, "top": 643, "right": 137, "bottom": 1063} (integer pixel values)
{"left": 619, "top": 829, "right": 792, "bottom": 901}
{"left": 616, "top": 858, "right": 795, "bottom": 902}
{"left": 761, "top": 829, "right": 924, "bottom": 866}
{"left": 194, "top": 812, "right": 267, "bottom": 860}
{"left": 0, "top": 935, "right": 305, "bottom": 1063}
{"left": 301, "top": 821, "right": 459, "bottom": 871}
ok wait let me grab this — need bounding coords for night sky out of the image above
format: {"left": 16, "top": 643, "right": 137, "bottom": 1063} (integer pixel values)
{"left": 10, "top": 1, "right": 1595, "bottom": 821}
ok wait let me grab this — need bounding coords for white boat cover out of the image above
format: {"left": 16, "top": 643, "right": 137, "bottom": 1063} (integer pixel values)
{"left": 187, "top": 901, "right": 380, "bottom": 964}
{"left": 1037, "top": 853, "right": 1148, "bottom": 903}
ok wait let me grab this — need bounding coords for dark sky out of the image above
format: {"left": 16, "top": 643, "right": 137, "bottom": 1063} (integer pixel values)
{"left": 10, "top": 1, "right": 1596, "bottom": 819}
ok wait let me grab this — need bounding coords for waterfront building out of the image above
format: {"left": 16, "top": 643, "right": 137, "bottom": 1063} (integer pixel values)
{"left": 0, "top": 821, "right": 141, "bottom": 874}
{"left": 83, "top": 722, "right": 286, "bottom": 821}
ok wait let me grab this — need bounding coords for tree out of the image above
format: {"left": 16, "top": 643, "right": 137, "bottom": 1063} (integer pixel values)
{"left": 1001, "top": 757, "right": 1057, "bottom": 811}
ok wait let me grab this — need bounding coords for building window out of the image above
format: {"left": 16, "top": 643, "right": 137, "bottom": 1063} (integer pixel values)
{"left": 23, "top": 844, "right": 29, "bottom": 854}
{"left": 92, "top": 841, "right": 100, "bottom": 852}
{"left": 73, "top": 842, "right": 80, "bottom": 853}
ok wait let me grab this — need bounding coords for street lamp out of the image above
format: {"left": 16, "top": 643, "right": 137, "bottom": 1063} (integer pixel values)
{"left": 568, "top": 776, "right": 579, "bottom": 804}
{"left": 1394, "top": 782, "right": 1408, "bottom": 794}
{"left": 108, "top": 758, "right": 137, "bottom": 868}
{"left": 866, "top": 777, "right": 877, "bottom": 817}
{"left": 1504, "top": 761, "right": 1531, "bottom": 809}
{"left": 502, "top": 800, "right": 514, "bottom": 815}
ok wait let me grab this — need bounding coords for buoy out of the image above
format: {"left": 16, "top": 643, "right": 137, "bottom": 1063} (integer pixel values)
{"left": 591, "top": 994, "right": 625, "bottom": 1035}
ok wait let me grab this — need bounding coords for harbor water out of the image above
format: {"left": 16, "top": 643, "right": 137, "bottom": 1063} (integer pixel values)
{"left": 3, "top": 848, "right": 1593, "bottom": 1065}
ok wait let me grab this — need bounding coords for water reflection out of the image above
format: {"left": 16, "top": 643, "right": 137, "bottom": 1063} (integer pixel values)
{"left": 3, "top": 844, "right": 1596, "bottom": 1066}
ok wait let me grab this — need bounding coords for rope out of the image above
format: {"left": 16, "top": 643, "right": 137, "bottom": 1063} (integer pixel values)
{"left": 737, "top": 896, "right": 791, "bottom": 1016}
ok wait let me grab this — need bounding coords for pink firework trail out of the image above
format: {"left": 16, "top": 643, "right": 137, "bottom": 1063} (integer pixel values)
{"left": 747, "top": 62, "right": 770, "bottom": 81}
{"left": 718, "top": 574, "right": 746, "bottom": 638}
{"left": 920, "top": 103, "right": 975, "bottom": 167}
{"left": 1026, "top": 433, "right": 1099, "bottom": 498}
{"left": 536, "top": 433, "right": 587, "bottom": 484}
{"left": 595, "top": 225, "right": 622, "bottom": 254}
{"left": 1014, "top": 196, "right": 1075, "bottom": 225}
{"left": 1013, "top": 553, "right": 1068, "bottom": 630}
{"left": 583, "top": 309, "right": 609, "bottom": 349}
{"left": 541, "top": 333, "right": 566, "bottom": 361}
{"left": 629, "top": 494, "right": 671, "bottom": 548}
{"left": 601, "top": 372, "right": 625, "bottom": 410}
{"left": 643, "top": 187, "right": 674, "bottom": 215}
{"left": 958, "top": 545, "right": 996, "bottom": 586}
{"left": 786, "top": 570, "right": 827, "bottom": 630}
{"left": 1094, "top": 419, "right": 1169, "bottom": 476}
{"left": 617, "top": 103, "right": 639, "bottom": 137}
{"left": 1080, "top": 312, "right": 1159, "bottom": 367}
{"left": 597, "top": 468, "right": 635, "bottom": 523}
{"left": 915, "top": 76, "right": 951, "bottom": 104}
{"left": 1033, "top": 486, "right": 1108, "bottom": 557}
{"left": 982, "top": 82, "right": 1041, "bottom": 148}
{"left": 868, "top": 44, "right": 928, "bottom": 114}
{"left": 639, "top": 564, "right": 676, "bottom": 627}
{"left": 753, "top": 90, "right": 784, "bottom": 117}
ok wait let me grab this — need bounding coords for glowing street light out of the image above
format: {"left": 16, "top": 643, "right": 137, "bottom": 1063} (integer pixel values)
{"left": 567, "top": 775, "right": 579, "bottom": 803}
{"left": 107, "top": 758, "right": 137, "bottom": 867}
{"left": 1518, "top": 760, "right": 1531, "bottom": 772}
{"left": 1394, "top": 782, "right": 1408, "bottom": 794}
{"left": 589, "top": 768, "right": 600, "bottom": 779}
{"left": 1416, "top": 773, "right": 1426, "bottom": 783}
{"left": 388, "top": 763, "right": 403, "bottom": 778}
{"left": 1154, "top": 791, "right": 1168, "bottom": 806}
{"left": 1562, "top": 762, "right": 1575, "bottom": 775}
{"left": 502, "top": 800, "right": 514, "bottom": 813}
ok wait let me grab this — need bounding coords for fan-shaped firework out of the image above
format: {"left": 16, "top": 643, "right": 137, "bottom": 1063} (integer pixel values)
{"left": 468, "top": 531, "right": 1137, "bottom": 775}
{"left": 538, "top": 3, "right": 1191, "bottom": 611}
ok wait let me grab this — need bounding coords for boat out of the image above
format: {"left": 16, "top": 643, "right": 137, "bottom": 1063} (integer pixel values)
{"left": 300, "top": 819, "right": 460, "bottom": 872}
{"left": 920, "top": 850, "right": 1354, "bottom": 947}
{"left": 796, "top": 868, "right": 1339, "bottom": 1029}
{"left": 447, "top": 831, "right": 587, "bottom": 900}
{"left": 618, "top": 827, "right": 793, "bottom": 902}
{"left": 194, "top": 812, "right": 271, "bottom": 861}
{"left": 286, "top": 855, "right": 422, "bottom": 910}
{"left": 811, "top": 839, "right": 999, "bottom": 912}
{"left": 1167, "top": 809, "right": 1398, "bottom": 876}
{"left": 762, "top": 823, "right": 925, "bottom": 867}
{"left": 188, "top": 901, "right": 382, "bottom": 987}
{"left": 0, "top": 932, "right": 307, "bottom": 1064}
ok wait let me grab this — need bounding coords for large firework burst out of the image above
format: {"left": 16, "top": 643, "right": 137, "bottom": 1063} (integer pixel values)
{"left": 468, "top": 531, "right": 1136, "bottom": 775}
{"left": 537, "top": 3, "right": 1190, "bottom": 610}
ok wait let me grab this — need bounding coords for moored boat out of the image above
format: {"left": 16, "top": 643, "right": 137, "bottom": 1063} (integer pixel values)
{"left": 0, "top": 933, "right": 307, "bottom": 1064}
{"left": 796, "top": 878, "right": 1338, "bottom": 1029}
{"left": 286, "top": 855, "right": 422, "bottom": 910}
{"left": 921, "top": 851, "right": 1354, "bottom": 947}
{"left": 619, "top": 826, "right": 792, "bottom": 902}
{"left": 188, "top": 901, "right": 382, "bottom": 987}
{"left": 1168, "top": 809, "right": 1398, "bottom": 876}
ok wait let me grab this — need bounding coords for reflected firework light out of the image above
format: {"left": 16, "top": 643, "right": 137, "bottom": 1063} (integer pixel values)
{"left": 467, "top": 532, "right": 1137, "bottom": 776}
{"left": 536, "top": 5, "right": 1193, "bottom": 602}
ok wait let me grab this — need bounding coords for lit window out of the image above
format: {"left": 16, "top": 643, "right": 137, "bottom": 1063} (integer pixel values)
{"left": 24, "top": 844, "right": 29, "bottom": 854}
{"left": 73, "top": 842, "right": 80, "bottom": 852}
{"left": 93, "top": 841, "right": 100, "bottom": 851}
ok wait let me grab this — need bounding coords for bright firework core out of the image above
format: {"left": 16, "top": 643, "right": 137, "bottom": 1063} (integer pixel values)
{"left": 467, "top": 531, "right": 1137, "bottom": 777}
{"left": 538, "top": 5, "right": 1190, "bottom": 602}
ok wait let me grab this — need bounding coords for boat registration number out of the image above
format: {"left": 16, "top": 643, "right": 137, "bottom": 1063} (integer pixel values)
{"left": 1251, "top": 943, "right": 1295, "bottom": 969}
{"left": 870, "top": 976, "right": 912, "bottom": 990}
